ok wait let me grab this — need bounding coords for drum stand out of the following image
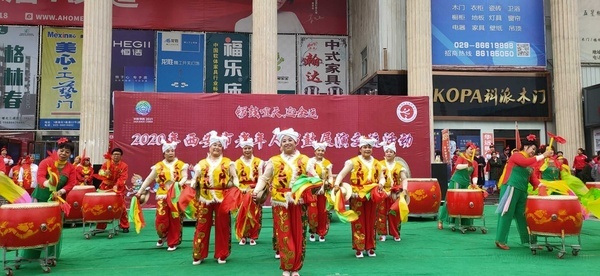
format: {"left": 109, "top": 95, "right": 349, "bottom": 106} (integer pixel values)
{"left": 2, "top": 245, "right": 57, "bottom": 275}
{"left": 82, "top": 220, "right": 119, "bottom": 239}
{"left": 528, "top": 228, "right": 581, "bottom": 259}
{"left": 448, "top": 214, "right": 488, "bottom": 234}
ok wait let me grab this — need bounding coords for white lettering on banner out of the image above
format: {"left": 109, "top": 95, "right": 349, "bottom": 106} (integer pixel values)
{"left": 11, "top": 0, "right": 138, "bottom": 8}
{"left": 224, "top": 83, "right": 242, "bottom": 93}
{"left": 224, "top": 60, "right": 242, "bottom": 77}
{"left": 235, "top": 105, "right": 319, "bottom": 119}
{"left": 223, "top": 40, "right": 243, "bottom": 57}
{"left": 129, "top": 131, "right": 415, "bottom": 150}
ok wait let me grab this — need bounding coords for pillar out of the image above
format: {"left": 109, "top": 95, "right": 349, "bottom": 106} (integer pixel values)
{"left": 251, "top": 0, "right": 278, "bottom": 94}
{"left": 80, "top": 0, "right": 112, "bottom": 165}
{"left": 406, "top": 0, "right": 434, "bottom": 162}
{"left": 550, "top": 0, "right": 583, "bottom": 162}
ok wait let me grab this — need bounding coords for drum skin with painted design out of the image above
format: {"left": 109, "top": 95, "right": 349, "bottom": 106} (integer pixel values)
{"left": 525, "top": 195, "right": 583, "bottom": 236}
{"left": 82, "top": 192, "right": 123, "bottom": 223}
{"left": 407, "top": 178, "right": 441, "bottom": 216}
{"left": 446, "top": 189, "right": 484, "bottom": 218}
{"left": 65, "top": 185, "right": 96, "bottom": 221}
{"left": 0, "top": 202, "right": 62, "bottom": 249}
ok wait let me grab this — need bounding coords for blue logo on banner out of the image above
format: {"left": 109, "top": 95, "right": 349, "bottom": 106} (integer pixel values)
{"left": 156, "top": 32, "right": 205, "bottom": 93}
{"left": 431, "top": 0, "right": 546, "bottom": 67}
{"left": 135, "top": 101, "right": 152, "bottom": 116}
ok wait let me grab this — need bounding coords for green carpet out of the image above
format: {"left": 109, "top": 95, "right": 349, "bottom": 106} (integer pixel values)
{"left": 4, "top": 206, "right": 599, "bottom": 275}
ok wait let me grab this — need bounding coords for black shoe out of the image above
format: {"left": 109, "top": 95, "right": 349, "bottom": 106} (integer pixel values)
{"left": 122, "top": 228, "right": 130, "bottom": 233}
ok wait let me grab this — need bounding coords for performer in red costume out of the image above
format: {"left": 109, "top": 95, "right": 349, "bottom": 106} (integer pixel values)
{"left": 306, "top": 141, "right": 334, "bottom": 243}
{"left": 76, "top": 157, "right": 94, "bottom": 186}
{"left": 191, "top": 131, "right": 240, "bottom": 265}
{"left": 253, "top": 128, "right": 310, "bottom": 276}
{"left": 95, "top": 148, "right": 130, "bottom": 233}
{"left": 234, "top": 137, "right": 264, "bottom": 246}
{"left": 136, "top": 140, "right": 189, "bottom": 251}
{"left": 8, "top": 155, "right": 37, "bottom": 194}
{"left": 376, "top": 141, "right": 408, "bottom": 242}
{"left": 334, "top": 136, "right": 386, "bottom": 258}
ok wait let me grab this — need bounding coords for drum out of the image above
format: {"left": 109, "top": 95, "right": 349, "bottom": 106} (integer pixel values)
{"left": 407, "top": 178, "right": 441, "bottom": 216}
{"left": 585, "top": 182, "right": 600, "bottom": 190}
{"left": 0, "top": 202, "right": 62, "bottom": 249}
{"left": 65, "top": 185, "right": 96, "bottom": 221}
{"left": 446, "top": 189, "right": 484, "bottom": 218}
{"left": 82, "top": 192, "right": 123, "bottom": 222}
{"left": 525, "top": 195, "right": 583, "bottom": 236}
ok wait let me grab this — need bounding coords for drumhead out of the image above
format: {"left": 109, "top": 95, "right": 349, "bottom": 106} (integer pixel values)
{"left": 446, "top": 189, "right": 481, "bottom": 193}
{"left": 527, "top": 195, "right": 578, "bottom": 200}
{"left": 1, "top": 202, "right": 59, "bottom": 209}
{"left": 73, "top": 185, "right": 96, "bottom": 190}
{"left": 84, "top": 192, "right": 118, "bottom": 197}
{"left": 407, "top": 178, "right": 438, "bottom": 182}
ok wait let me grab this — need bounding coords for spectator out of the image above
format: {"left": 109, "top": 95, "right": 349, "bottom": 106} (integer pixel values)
{"left": 573, "top": 148, "right": 588, "bottom": 180}
{"left": 580, "top": 157, "right": 595, "bottom": 183}
{"left": 556, "top": 151, "right": 569, "bottom": 166}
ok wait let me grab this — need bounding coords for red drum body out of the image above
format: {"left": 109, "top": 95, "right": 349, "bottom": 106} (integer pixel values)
{"left": 446, "top": 189, "right": 484, "bottom": 218}
{"left": 407, "top": 178, "right": 441, "bottom": 215}
{"left": 585, "top": 182, "right": 600, "bottom": 190}
{"left": 526, "top": 195, "right": 583, "bottom": 236}
{"left": 82, "top": 192, "right": 123, "bottom": 222}
{"left": 65, "top": 185, "right": 96, "bottom": 220}
{"left": 0, "top": 202, "right": 62, "bottom": 249}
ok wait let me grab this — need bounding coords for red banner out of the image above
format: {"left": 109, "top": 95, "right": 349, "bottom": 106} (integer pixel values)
{"left": 1, "top": 0, "right": 347, "bottom": 35}
{"left": 113, "top": 92, "right": 431, "bottom": 207}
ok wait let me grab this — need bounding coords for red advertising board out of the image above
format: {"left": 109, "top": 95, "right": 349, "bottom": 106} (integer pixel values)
{"left": 1, "top": 0, "right": 347, "bottom": 35}
{"left": 113, "top": 92, "right": 431, "bottom": 207}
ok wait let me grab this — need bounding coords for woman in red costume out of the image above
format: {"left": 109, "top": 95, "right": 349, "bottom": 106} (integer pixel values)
{"left": 334, "top": 136, "right": 386, "bottom": 258}
{"left": 253, "top": 128, "right": 310, "bottom": 276}
{"left": 306, "top": 141, "right": 334, "bottom": 242}
{"left": 235, "top": 137, "right": 264, "bottom": 246}
{"left": 191, "top": 131, "right": 240, "bottom": 265}
{"left": 8, "top": 155, "right": 37, "bottom": 194}
{"left": 75, "top": 157, "right": 94, "bottom": 186}
{"left": 136, "top": 140, "right": 189, "bottom": 251}
{"left": 376, "top": 141, "right": 408, "bottom": 242}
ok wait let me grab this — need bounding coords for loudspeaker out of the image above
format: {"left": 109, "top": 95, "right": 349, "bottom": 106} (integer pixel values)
{"left": 431, "top": 163, "right": 450, "bottom": 201}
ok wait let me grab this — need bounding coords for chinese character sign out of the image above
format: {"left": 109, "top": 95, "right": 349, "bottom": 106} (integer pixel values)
{"left": 0, "top": 25, "right": 39, "bottom": 130}
{"left": 431, "top": 0, "right": 546, "bottom": 67}
{"left": 298, "top": 36, "right": 348, "bottom": 95}
{"left": 39, "top": 27, "right": 83, "bottom": 130}
{"left": 277, "top": 34, "right": 297, "bottom": 93}
{"left": 113, "top": 93, "right": 431, "bottom": 207}
{"left": 156, "top": 31, "right": 205, "bottom": 93}
{"left": 205, "top": 33, "right": 250, "bottom": 93}
{"left": 579, "top": 0, "right": 600, "bottom": 63}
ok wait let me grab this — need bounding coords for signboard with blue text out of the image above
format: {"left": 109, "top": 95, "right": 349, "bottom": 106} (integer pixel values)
{"left": 431, "top": 0, "right": 546, "bottom": 67}
{"left": 156, "top": 31, "right": 205, "bottom": 92}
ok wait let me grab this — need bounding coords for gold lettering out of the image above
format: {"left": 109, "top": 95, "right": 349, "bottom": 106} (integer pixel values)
{"left": 447, "top": 88, "right": 459, "bottom": 103}
{"left": 471, "top": 89, "right": 482, "bottom": 103}
{"left": 433, "top": 88, "right": 445, "bottom": 102}
{"left": 460, "top": 89, "right": 472, "bottom": 103}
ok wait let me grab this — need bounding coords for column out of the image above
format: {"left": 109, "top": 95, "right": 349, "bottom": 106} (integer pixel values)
{"left": 251, "top": 0, "right": 278, "bottom": 94}
{"left": 550, "top": 0, "right": 583, "bottom": 162}
{"left": 406, "top": 0, "right": 434, "bottom": 162}
{"left": 80, "top": 0, "right": 112, "bottom": 165}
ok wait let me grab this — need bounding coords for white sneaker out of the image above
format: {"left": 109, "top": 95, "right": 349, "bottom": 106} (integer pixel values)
{"left": 367, "top": 249, "right": 376, "bottom": 257}
{"left": 309, "top": 234, "right": 316, "bottom": 242}
{"left": 318, "top": 236, "right": 325, "bottom": 242}
{"left": 275, "top": 252, "right": 281, "bottom": 259}
{"left": 291, "top": 272, "right": 300, "bottom": 276}
{"left": 282, "top": 272, "right": 291, "bottom": 276}
{"left": 192, "top": 259, "right": 202, "bottom": 265}
{"left": 379, "top": 235, "right": 386, "bottom": 242}
{"left": 217, "top": 258, "right": 227, "bottom": 264}
{"left": 156, "top": 238, "right": 165, "bottom": 247}
{"left": 239, "top": 238, "right": 246, "bottom": 246}
{"left": 249, "top": 239, "right": 257, "bottom": 246}
{"left": 394, "top": 237, "right": 401, "bottom": 242}
{"left": 167, "top": 246, "right": 177, "bottom": 251}
{"left": 355, "top": 251, "right": 364, "bottom": 258}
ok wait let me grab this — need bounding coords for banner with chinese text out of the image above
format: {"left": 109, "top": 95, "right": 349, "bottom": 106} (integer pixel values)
{"left": 298, "top": 36, "right": 348, "bottom": 95}
{"left": 431, "top": 0, "right": 546, "bottom": 67}
{"left": 205, "top": 33, "right": 250, "bottom": 93}
{"left": 110, "top": 29, "right": 155, "bottom": 128}
{"left": 0, "top": 0, "right": 348, "bottom": 35}
{"left": 39, "top": 27, "right": 83, "bottom": 130}
{"left": 579, "top": 0, "right": 600, "bottom": 63}
{"left": 156, "top": 31, "right": 205, "bottom": 93}
{"left": 441, "top": 129, "right": 451, "bottom": 164}
{"left": 0, "top": 25, "right": 39, "bottom": 130}
{"left": 114, "top": 92, "right": 431, "bottom": 207}
{"left": 432, "top": 72, "right": 550, "bottom": 119}
{"left": 278, "top": 34, "right": 297, "bottom": 93}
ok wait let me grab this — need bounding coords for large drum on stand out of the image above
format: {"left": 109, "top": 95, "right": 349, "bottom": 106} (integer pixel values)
{"left": 585, "top": 182, "right": 600, "bottom": 190}
{"left": 407, "top": 178, "right": 441, "bottom": 218}
{"left": 0, "top": 202, "right": 62, "bottom": 249}
{"left": 82, "top": 192, "right": 123, "bottom": 222}
{"left": 446, "top": 189, "right": 484, "bottom": 218}
{"left": 65, "top": 185, "right": 96, "bottom": 222}
{"left": 525, "top": 195, "right": 583, "bottom": 258}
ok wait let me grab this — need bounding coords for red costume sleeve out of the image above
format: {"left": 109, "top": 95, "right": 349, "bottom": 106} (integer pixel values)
{"left": 470, "top": 160, "right": 479, "bottom": 179}
{"left": 62, "top": 163, "right": 78, "bottom": 193}
{"left": 76, "top": 166, "right": 84, "bottom": 183}
{"left": 115, "top": 162, "right": 129, "bottom": 193}
{"left": 511, "top": 152, "right": 539, "bottom": 167}
{"left": 36, "top": 158, "right": 50, "bottom": 186}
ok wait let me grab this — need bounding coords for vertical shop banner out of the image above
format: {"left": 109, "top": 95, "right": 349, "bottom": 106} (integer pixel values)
{"left": 579, "top": 0, "right": 600, "bottom": 63}
{"left": 278, "top": 34, "right": 297, "bottom": 93}
{"left": 431, "top": 0, "right": 546, "bottom": 67}
{"left": 441, "top": 129, "right": 451, "bottom": 164}
{"left": 0, "top": 26, "right": 39, "bottom": 130}
{"left": 156, "top": 31, "right": 205, "bottom": 93}
{"left": 298, "top": 36, "right": 348, "bottom": 95}
{"left": 482, "top": 132, "right": 494, "bottom": 152}
{"left": 205, "top": 33, "right": 250, "bottom": 93}
{"left": 39, "top": 27, "right": 83, "bottom": 130}
{"left": 111, "top": 29, "right": 155, "bottom": 128}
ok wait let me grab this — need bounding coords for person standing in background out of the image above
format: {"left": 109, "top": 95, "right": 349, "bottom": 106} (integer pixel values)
{"left": 1, "top": 147, "right": 13, "bottom": 174}
{"left": 474, "top": 149, "right": 486, "bottom": 188}
{"left": 572, "top": 148, "right": 587, "bottom": 180}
